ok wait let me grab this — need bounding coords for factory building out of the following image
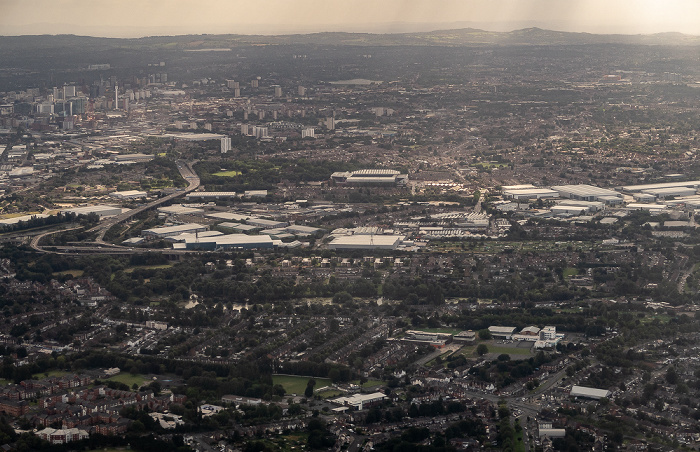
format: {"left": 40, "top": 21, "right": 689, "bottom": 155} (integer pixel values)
{"left": 285, "top": 225, "right": 323, "bottom": 235}
{"left": 626, "top": 203, "right": 668, "bottom": 212}
{"left": 62, "top": 205, "right": 123, "bottom": 218}
{"left": 165, "top": 230, "right": 223, "bottom": 243}
{"left": 550, "top": 184, "right": 622, "bottom": 203}
{"left": 157, "top": 205, "right": 204, "bottom": 216}
{"left": 633, "top": 193, "right": 657, "bottom": 203}
{"left": 328, "top": 234, "right": 404, "bottom": 250}
{"left": 142, "top": 223, "right": 209, "bottom": 239}
{"left": 174, "top": 234, "right": 274, "bottom": 250}
{"left": 641, "top": 187, "right": 697, "bottom": 199}
{"left": 621, "top": 180, "right": 700, "bottom": 193}
{"left": 555, "top": 200, "right": 604, "bottom": 212}
{"left": 109, "top": 190, "right": 147, "bottom": 200}
{"left": 246, "top": 218, "right": 288, "bottom": 229}
{"left": 664, "top": 196, "right": 700, "bottom": 208}
{"left": 217, "top": 222, "right": 262, "bottom": 233}
{"left": 502, "top": 187, "right": 559, "bottom": 200}
{"left": 206, "top": 212, "right": 251, "bottom": 222}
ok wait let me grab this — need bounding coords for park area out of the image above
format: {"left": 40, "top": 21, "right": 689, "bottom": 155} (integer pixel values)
{"left": 272, "top": 375, "right": 331, "bottom": 395}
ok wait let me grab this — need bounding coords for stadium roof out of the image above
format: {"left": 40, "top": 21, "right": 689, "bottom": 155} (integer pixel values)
{"left": 351, "top": 169, "right": 400, "bottom": 176}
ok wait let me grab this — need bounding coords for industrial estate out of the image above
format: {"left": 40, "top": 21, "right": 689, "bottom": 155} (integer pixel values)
{"left": 0, "top": 28, "right": 700, "bottom": 452}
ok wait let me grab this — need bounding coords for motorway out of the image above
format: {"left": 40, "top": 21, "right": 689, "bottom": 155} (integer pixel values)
{"left": 31, "top": 160, "right": 200, "bottom": 254}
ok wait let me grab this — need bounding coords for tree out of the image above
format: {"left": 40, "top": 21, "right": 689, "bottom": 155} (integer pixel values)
{"left": 476, "top": 344, "right": 489, "bottom": 356}
{"left": 478, "top": 329, "right": 492, "bottom": 340}
{"left": 129, "top": 420, "right": 145, "bottom": 433}
{"left": 665, "top": 367, "right": 678, "bottom": 385}
{"left": 304, "top": 378, "right": 316, "bottom": 398}
{"left": 332, "top": 291, "right": 353, "bottom": 304}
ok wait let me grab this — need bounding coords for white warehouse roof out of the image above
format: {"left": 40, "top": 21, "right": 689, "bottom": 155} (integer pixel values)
{"left": 501, "top": 184, "right": 536, "bottom": 190}
{"left": 488, "top": 326, "right": 517, "bottom": 334}
{"left": 551, "top": 184, "right": 621, "bottom": 200}
{"left": 62, "top": 205, "right": 124, "bottom": 218}
{"left": 142, "top": 223, "right": 208, "bottom": 237}
{"left": 641, "top": 187, "right": 696, "bottom": 197}
{"left": 110, "top": 190, "right": 147, "bottom": 199}
{"left": 157, "top": 205, "right": 204, "bottom": 215}
{"left": 570, "top": 385, "right": 610, "bottom": 399}
{"left": 626, "top": 203, "right": 668, "bottom": 211}
{"left": 206, "top": 212, "right": 251, "bottom": 222}
{"left": 622, "top": 180, "right": 700, "bottom": 193}
{"left": 329, "top": 235, "right": 404, "bottom": 250}
{"left": 502, "top": 188, "right": 559, "bottom": 199}
{"left": 331, "top": 392, "right": 387, "bottom": 409}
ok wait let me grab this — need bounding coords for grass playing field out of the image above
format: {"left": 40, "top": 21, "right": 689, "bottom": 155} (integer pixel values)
{"left": 272, "top": 375, "right": 331, "bottom": 395}
{"left": 106, "top": 373, "right": 148, "bottom": 388}
{"left": 212, "top": 170, "right": 242, "bottom": 177}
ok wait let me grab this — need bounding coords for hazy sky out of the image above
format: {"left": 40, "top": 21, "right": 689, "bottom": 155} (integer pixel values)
{"left": 1, "top": 0, "right": 700, "bottom": 37}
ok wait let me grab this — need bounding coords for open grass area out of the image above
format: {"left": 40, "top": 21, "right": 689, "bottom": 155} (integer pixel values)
{"left": 316, "top": 389, "right": 344, "bottom": 399}
{"left": 53, "top": 269, "right": 84, "bottom": 278}
{"left": 514, "top": 428, "right": 526, "bottom": 452}
{"left": 457, "top": 345, "right": 476, "bottom": 356}
{"left": 489, "top": 345, "right": 532, "bottom": 356}
{"left": 640, "top": 313, "right": 672, "bottom": 324}
{"left": 213, "top": 170, "right": 243, "bottom": 177}
{"left": 32, "top": 370, "right": 70, "bottom": 379}
{"left": 563, "top": 267, "right": 579, "bottom": 278}
{"left": 0, "top": 212, "right": 41, "bottom": 219}
{"left": 123, "top": 264, "right": 174, "bottom": 273}
{"left": 273, "top": 375, "right": 331, "bottom": 395}
{"left": 106, "top": 373, "right": 148, "bottom": 388}
{"left": 425, "top": 349, "right": 459, "bottom": 366}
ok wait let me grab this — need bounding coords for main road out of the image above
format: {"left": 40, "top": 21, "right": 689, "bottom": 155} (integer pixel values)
{"left": 31, "top": 160, "right": 200, "bottom": 253}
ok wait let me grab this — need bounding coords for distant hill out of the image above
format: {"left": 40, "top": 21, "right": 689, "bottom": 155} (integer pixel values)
{"left": 2, "top": 27, "right": 700, "bottom": 51}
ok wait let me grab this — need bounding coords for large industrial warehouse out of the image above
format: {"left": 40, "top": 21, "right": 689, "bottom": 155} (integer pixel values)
{"left": 328, "top": 235, "right": 404, "bottom": 250}
{"left": 142, "top": 223, "right": 209, "bottom": 239}
{"left": 502, "top": 187, "right": 559, "bottom": 200}
{"left": 62, "top": 205, "right": 124, "bottom": 218}
{"left": 640, "top": 187, "right": 697, "bottom": 199}
{"left": 174, "top": 234, "right": 274, "bottom": 250}
{"left": 621, "top": 180, "right": 700, "bottom": 193}
{"left": 550, "top": 184, "right": 622, "bottom": 203}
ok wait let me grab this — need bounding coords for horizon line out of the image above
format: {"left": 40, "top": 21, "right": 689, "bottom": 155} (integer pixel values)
{"left": 1, "top": 24, "right": 700, "bottom": 40}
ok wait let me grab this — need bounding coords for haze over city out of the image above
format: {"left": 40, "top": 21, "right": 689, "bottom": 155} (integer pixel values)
{"left": 2, "top": 0, "right": 700, "bottom": 37}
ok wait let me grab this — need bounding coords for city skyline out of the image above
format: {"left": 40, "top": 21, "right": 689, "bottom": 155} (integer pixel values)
{"left": 1, "top": 0, "right": 700, "bottom": 38}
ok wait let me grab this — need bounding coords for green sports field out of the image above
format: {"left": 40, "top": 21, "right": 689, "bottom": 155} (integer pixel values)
{"left": 272, "top": 375, "right": 331, "bottom": 395}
